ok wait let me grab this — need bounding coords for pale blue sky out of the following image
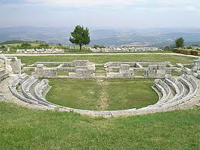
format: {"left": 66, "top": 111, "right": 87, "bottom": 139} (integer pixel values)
{"left": 0, "top": 0, "right": 200, "bottom": 28}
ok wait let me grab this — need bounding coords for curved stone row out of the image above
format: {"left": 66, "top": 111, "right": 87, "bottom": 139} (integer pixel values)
{"left": 0, "top": 69, "right": 8, "bottom": 81}
{"left": 21, "top": 75, "right": 39, "bottom": 101}
{"left": 8, "top": 74, "right": 199, "bottom": 117}
{"left": 8, "top": 75, "right": 59, "bottom": 108}
{"left": 34, "top": 79, "right": 50, "bottom": 102}
{"left": 0, "top": 92, "right": 4, "bottom": 100}
{"left": 156, "top": 75, "right": 198, "bottom": 109}
{"left": 163, "top": 76, "right": 185, "bottom": 104}
{"left": 0, "top": 69, "right": 8, "bottom": 100}
{"left": 8, "top": 75, "right": 39, "bottom": 105}
{"left": 154, "top": 79, "right": 171, "bottom": 104}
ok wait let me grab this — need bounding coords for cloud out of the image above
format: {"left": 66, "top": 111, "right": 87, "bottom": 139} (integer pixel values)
{"left": 1, "top": 0, "right": 199, "bottom": 13}
{"left": 26, "top": 0, "right": 148, "bottom": 7}
{"left": 0, "top": 0, "right": 199, "bottom": 28}
{"left": 24, "top": 0, "right": 198, "bottom": 8}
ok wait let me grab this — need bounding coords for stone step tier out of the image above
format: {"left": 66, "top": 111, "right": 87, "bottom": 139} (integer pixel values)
{"left": 0, "top": 69, "right": 9, "bottom": 81}
{"left": 8, "top": 74, "right": 199, "bottom": 117}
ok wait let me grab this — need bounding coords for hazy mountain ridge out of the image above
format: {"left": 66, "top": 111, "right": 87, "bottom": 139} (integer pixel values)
{"left": 0, "top": 27, "right": 200, "bottom": 47}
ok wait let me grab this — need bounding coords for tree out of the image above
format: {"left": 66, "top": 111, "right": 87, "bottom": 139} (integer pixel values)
{"left": 175, "top": 37, "right": 185, "bottom": 48}
{"left": 93, "top": 44, "right": 106, "bottom": 49}
{"left": 69, "top": 25, "right": 90, "bottom": 50}
{"left": 0, "top": 45, "right": 5, "bottom": 49}
{"left": 38, "top": 43, "right": 49, "bottom": 49}
{"left": 20, "top": 43, "right": 32, "bottom": 49}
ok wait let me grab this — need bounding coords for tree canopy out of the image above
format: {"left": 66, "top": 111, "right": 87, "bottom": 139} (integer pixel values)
{"left": 20, "top": 43, "right": 32, "bottom": 49}
{"left": 69, "top": 25, "right": 90, "bottom": 50}
{"left": 38, "top": 43, "right": 49, "bottom": 49}
{"left": 175, "top": 37, "right": 185, "bottom": 48}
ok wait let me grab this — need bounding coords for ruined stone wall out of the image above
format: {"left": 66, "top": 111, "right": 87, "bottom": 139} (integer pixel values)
{"left": 5, "top": 57, "right": 21, "bottom": 74}
{"left": 35, "top": 65, "right": 57, "bottom": 78}
{"left": 34, "top": 60, "right": 172, "bottom": 79}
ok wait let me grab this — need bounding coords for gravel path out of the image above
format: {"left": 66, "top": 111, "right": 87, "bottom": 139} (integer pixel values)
{"left": 0, "top": 53, "right": 199, "bottom": 58}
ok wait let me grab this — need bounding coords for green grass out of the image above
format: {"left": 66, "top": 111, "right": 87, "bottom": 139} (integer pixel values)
{"left": 135, "top": 71, "right": 145, "bottom": 76}
{"left": 57, "top": 70, "right": 69, "bottom": 76}
{"left": 44, "top": 64, "right": 59, "bottom": 68}
{"left": 0, "top": 102, "right": 200, "bottom": 150}
{"left": 95, "top": 65, "right": 106, "bottom": 76}
{"left": 18, "top": 54, "right": 195, "bottom": 66}
{"left": 95, "top": 72, "right": 106, "bottom": 76}
{"left": 107, "top": 79, "right": 158, "bottom": 110}
{"left": 2, "top": 42, "right": 91, "bottom": 54}
{"left": 22, "top": 69, "right": 35, "bottom": 75}
{"left": 95, "top": 65, "right": 105, "bottom": 71}
{"left": 46, "top": 79, "right": 102, "bottom": 110}
{"left": 46, "top": 78, "right": 158, "bottom": 110}
{"left": 184, "top": 64, "right": 194, "bottom": 69}
{"left": 171, "top": 71, "right": 183, "bottom": 76}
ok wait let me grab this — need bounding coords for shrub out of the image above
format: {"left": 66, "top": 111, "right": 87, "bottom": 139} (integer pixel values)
{"left": 20, "top": 43, "right": 32, "bottom": 49}
{"left": 38, "top": 43, "right": 50, "bottom": 49}
{"left": 93, "top": 45, "right": 106, "bottom": 49}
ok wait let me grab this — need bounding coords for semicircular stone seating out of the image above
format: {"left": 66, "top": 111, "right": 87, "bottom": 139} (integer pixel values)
{"left": 8, "top": 73, "right": 199, "bottom": 117}
{"left": 8, "top": 74, "right": 72, "bottom": 110}
{"left": 149, "top": 74, "right": 198, "bottom": 110}
{"left": 0, "top": 69, "right": 8, "bottom": 81}
{"left": 0, "top": 69, "right": 9, "bottom": 100}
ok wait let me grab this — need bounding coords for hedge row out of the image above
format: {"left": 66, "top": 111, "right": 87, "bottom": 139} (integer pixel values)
{"left": 173, "top": 49, "right": 200, "bottom": 56}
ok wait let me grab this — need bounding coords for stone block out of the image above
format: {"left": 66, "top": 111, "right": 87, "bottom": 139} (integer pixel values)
{"left": 5, "top": 57, "right": 21, "bottom": 74}
{"left": 120, "top": 64, "right": 130, "bottom": 73}
{"left": 73, "top": 60, "right": 89, "bottom": 66}
{"left": 36, "top": 65, "right": 57, "bottom": 78}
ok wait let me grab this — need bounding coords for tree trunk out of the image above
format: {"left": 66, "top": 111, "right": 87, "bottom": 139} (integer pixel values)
{"left": 79, "top": 44, "right": 82, "bottom": 51}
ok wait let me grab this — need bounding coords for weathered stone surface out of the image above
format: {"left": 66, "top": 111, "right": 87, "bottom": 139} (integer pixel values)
{"left": 90, "top": 46, "right": 162, "bottom": 53}
{"left": 192, "top": 58, "right": 200, "bottom": 71}
{"left": 33, "top": 61, "right": 173, "bottom": 79}
{"left": 73, "top": 60, "right": 89, "bottom": 66}
{"left": 5, "top": 57, "right": 21, "bottom": 74}
{"left": 106, "top": 64, "right": 134, "bottom": 78}
{"left": 17, "top": 48, "right": 64, "bottom": 54}
{"left": 7, "top": 73, "right": 199, "bottom": 118}
{"left": 69, "top": 69, "right": 95, "bottom": 78}
{"left": 36, "top": 64, "right": 57, "bottom": 78}
{"left": 146, "top": 65, "right": 171, "bottom": 78}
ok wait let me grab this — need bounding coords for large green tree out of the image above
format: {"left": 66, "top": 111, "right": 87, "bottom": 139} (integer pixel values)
{"left": 175, "top": 37, "right": 185, "bottom": 48}
{"left": 69, "top": 25, "right": 90, "bottom": 50}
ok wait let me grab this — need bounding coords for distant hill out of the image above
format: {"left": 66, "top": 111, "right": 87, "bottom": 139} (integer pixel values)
{"left": 0, "top": 40, "right": 48, "bottom": 45}
{"left": 0, "top": 27, "right": 200, "bottom": 47}
{"left": 90, "top": 29, "right": 120, "bottom": 39}
{"left": 0, "top": 40, "right": 27, "bottom": 44}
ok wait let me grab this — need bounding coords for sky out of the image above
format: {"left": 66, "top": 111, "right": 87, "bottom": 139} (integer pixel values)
{"left": 0, "top": 0, "right": 200, "bottom": 29}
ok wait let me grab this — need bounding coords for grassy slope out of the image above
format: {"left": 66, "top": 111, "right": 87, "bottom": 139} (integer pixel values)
{"left": 18, "top": 54, "right": 194, "bottom": 66}
{"left": 0, "top": 102, "right": 200, "bottom": 150}
{"left": 46, "top": 79, "right": 158, "bottom": 110}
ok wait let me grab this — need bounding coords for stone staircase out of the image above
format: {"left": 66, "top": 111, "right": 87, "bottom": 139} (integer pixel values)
{"left": 0, "top": 69, "right": 9, "bottom": 101}
{"left": 141, "top": 74, "right": 198, "bottom": 111}
{"left": 0, "top": 69, "right": 8, "bottom": 81}
{"left": 7, "top": 74, "right": 200, "bottom": 117}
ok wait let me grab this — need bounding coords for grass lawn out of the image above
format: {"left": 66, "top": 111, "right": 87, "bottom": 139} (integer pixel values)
{"left": 0, "top": 102, "right": 200, "bottom": 150}
{"left": 46, "top": 78, "right": 158, "bottom": 110}
{"left": 18, "top": 54, "right": 195, "bottom": 66}
{"left": 171, "top": 71, "right": 183, "bottom": 76}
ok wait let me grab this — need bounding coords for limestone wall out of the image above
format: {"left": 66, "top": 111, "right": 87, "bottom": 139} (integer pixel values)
{"left": 36, "top": 64, "right": 57, "bottom": 78}
{"left": 33, "top": 60, "right": 173, "bottom": 79}
{"left": 5, "top": 57, "right": 21, "bottom": 74}
{"left": 37, "top": 62, "right": 73, "bottom": 66}
{"left": 90, "top": 46, "right": 162, "bottom": 53}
